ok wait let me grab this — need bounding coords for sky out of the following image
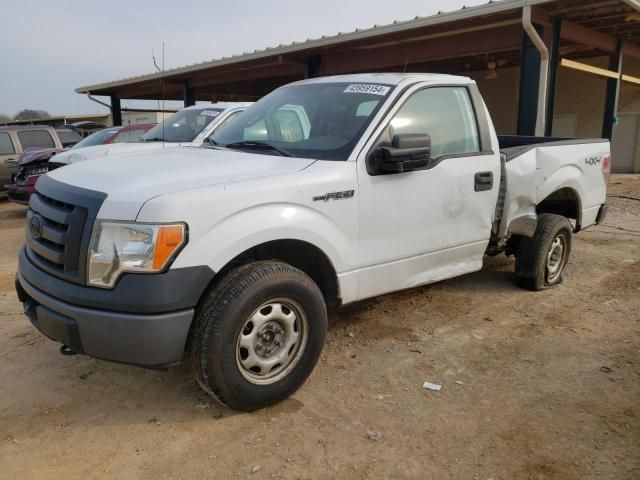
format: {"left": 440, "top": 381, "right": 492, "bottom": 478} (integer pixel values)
{"left": 0, "top": 0, "right": 488, "bottom": 117}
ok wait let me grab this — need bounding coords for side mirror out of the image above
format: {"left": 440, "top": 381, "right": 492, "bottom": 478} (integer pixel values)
{"left": 375, "top": 134, "right": 431, "bottom": 174}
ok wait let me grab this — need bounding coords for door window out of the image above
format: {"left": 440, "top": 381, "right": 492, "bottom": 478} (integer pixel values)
{"left": 0, "top": 133, "right": 15, "bottom": 155}
{"left": 388, "top": 87, "right": 479, "bottom": 158}
{"left": 17, "top": 130, "right": 55, "bottom": 150}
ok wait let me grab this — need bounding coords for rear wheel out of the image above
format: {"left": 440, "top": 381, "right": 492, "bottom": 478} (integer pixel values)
{"left": 191, "top": 261, "right": 327, "bottom": 411}
{"left": 515, "top": 213, "right": 573, "bottom": 291}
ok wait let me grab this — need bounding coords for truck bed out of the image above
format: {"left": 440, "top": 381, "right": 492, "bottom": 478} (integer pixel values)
{"left": 495, "top": 135, "right": 610, "bottom": 240}
{"left": 498, "top": 135, "right": 607, "bottom": 162}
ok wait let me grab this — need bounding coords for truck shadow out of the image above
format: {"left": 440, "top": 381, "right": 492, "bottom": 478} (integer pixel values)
{"left": 328, "top": 254, "right": 521, "bottom": 332}
{"left": 4, "top": 256, "right": 519, "bottom": 427}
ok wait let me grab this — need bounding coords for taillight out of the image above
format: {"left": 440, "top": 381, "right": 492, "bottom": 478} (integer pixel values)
{"left": 602, "top": 153, "right": 611, "bottom": 184}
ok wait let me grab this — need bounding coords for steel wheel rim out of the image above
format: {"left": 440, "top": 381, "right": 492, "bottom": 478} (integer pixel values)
{"left": 546, "top": 234, "right": 567, "bottom": 283}
{"left": 236, "top": 298, "right": 308, "bottom": 385}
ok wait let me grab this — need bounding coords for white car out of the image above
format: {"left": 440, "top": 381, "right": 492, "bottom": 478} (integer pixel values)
{"left": 53, "top": 102, "right": 251, "bottom": 165}
{"left": 16, "top": 73, "right": 609, "bottom": 411}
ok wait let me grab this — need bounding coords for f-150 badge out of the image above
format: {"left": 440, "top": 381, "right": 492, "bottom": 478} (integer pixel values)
{"left": 313, "top": 190, "right": 355, "bottom": 202}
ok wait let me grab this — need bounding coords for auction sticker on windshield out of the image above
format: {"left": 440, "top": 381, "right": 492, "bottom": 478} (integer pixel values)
{"left": 344, "top": 84, "right": 391, "bottom": 96}
{"left": 201, "top": 110, "right": 221, "bottom": 117}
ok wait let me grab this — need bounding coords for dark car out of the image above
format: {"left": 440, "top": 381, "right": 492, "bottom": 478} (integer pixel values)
{"left": 55, "top": 129, "right": 82, "bottom": 148}
{"left": 4, "top": 124, "right": 155, "bottom": 204}
{"left": 0, "top": 125, "right": 63, "bottom": 198}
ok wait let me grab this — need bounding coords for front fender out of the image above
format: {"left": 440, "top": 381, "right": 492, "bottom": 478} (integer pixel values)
{"left": 171, "top": 202, "right": 357, "bottom": 275}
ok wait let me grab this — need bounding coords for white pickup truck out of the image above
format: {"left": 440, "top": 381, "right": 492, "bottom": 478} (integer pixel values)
{"left": 15, "top": 73, "right": 609, "bottom": 411}
{"left": 52, "top": 102, "right": 252, "bottom": 165}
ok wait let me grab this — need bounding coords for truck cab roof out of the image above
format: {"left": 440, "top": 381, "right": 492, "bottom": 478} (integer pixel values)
{"left": 291, "top": 73, "right": 474, "bottom": 87}
{"left": 181, "top": 102, "right": 253, "bottom": 111}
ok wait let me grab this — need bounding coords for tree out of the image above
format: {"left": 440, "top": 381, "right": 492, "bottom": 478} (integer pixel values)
{"left": 13, "top": 109, "right": 51, "bottom": 121}
{"left": 0, "top": 113, "right": 10, "bottom": 123}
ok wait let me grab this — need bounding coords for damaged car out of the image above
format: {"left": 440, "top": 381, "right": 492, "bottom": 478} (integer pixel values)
{"left": 5, "top": 147, "right": 67, "bottom": 204}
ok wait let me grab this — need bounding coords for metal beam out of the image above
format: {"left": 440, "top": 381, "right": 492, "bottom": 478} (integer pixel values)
{"left": 560, "top": 58, "right": 621, "bottom": 78}
{"left": 304, "top": 55, "right": 323, "bottom": 78}
{"left": 602, "top": 40, "right": 624, "bottom": 140}
{"left": 110, "top": 95, "right": 122, "bottom": 126}
{"left": 323, "top": 25, "right": 522, "bottom": 74}
{"left": 183, "top": 83, "right": 195, "bottom": 107}
{"left": 188, "top": 63, "right": 303, "bottom": 89}
{"left": 546, "top": 17, "right": 563, "bottom": 136}
{"left": 561, "top": 20, "right": 618, "bottom": 53}
{"left": 518, "top": 21, "right": 545, "bottom": 136}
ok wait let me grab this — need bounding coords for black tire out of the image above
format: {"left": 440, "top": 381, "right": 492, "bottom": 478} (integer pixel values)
{"left": 191, "top": 261, "right": 327, "bottom": 411}
{"left": 515, "top": 213, "right": 573, "bottom": 291}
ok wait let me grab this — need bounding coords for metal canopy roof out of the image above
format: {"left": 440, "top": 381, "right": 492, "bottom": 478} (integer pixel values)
{"left": 76, "top": 0, "right": 640, "bottom": 101}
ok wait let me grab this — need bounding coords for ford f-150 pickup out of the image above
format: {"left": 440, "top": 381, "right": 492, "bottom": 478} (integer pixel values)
{"left": 15, "top": 73, "right": 609, "bottom": 411}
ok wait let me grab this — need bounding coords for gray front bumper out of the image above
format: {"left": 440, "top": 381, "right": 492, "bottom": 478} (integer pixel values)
{"left": 16, "top": 271, "right": 194, "bottom": 368}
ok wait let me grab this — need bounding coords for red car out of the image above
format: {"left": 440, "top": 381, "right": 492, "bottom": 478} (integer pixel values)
{"left": 5, "top": 124, "right": 154, "bottom": 204}
{"left": 70, "top": 124, "right": 155, "bottom": 149}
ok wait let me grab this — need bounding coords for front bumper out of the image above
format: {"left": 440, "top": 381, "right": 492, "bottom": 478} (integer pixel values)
{"left": 16, "top": 248, "right": 215, "bottom": 368}
{"left": 16, "top": 271, "right": 193, "bottom": 367}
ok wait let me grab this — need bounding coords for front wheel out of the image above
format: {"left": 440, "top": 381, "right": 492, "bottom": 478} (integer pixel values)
{"left": 191, "top": 261, "right": 327, "bottom": 411}
{"left": 515, "top": 213, "right": 573, "bottom": 291}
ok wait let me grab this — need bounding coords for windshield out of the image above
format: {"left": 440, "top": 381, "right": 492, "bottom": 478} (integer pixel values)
{"left": 141, "top": 108, "right": 223, "bottom": 143}
{"left": 71, "top": 128, "right": 122, "bottom": 149}
{"left": 210, "top": 82, "right": 393, "bottom": 160}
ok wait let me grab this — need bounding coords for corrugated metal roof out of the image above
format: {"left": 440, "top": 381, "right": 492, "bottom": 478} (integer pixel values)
{"left": 76, "top": 0, "right": 640, "bottom": 94}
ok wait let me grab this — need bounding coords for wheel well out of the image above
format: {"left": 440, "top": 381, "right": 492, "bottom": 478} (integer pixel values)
{"left": 216, "top": 240, "right": 341, "bottom": 309}
{"left": 536, "top": 188, "right": 582, "bottom": 231}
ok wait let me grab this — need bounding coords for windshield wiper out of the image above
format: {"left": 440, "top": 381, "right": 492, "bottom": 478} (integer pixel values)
{"left": 141, "top": 137, "right": 165, "bottom": 142}
{"left": 224, "top": 141, "right": 292, "bottom": 157}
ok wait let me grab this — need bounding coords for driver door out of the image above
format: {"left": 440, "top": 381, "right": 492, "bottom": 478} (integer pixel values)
{"left": 355, "top": 84, "right": 500, "bottom": 300}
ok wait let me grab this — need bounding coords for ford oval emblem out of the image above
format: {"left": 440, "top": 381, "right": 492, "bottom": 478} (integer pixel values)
{"left": 29, "top": 215, "right": 43, "bottom": 240}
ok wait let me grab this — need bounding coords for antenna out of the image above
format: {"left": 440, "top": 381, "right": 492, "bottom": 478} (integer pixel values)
{"left": 152, "top": 44, "right": 166, "bottom": 147}
{"left": 161, "top": 42, "right": 165, "bottom": 148}
{"left": 152, "top": 49, "right": 161, "bottom": 111}
{"left": 403, "top": 59, "right": 408, "bottom": 73}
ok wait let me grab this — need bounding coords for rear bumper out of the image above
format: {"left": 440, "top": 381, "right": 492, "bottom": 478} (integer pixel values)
{"left": 16, "top": 271, "right": 194, "bottom": 367}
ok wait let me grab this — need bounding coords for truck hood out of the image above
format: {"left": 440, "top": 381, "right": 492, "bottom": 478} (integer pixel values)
{"left": 47, "top": 147, "right": 316, "bottom": 220}
{"left": 54, "top": 142, "right": 183, "bottom": 165}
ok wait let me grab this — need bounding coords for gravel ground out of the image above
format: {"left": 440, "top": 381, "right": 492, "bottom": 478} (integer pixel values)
{"left": 0, "top": 175, "right": 638, "bottom": 480}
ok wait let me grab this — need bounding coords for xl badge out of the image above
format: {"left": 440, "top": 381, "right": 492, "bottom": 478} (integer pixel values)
{"left": 29, "top": 215, "right": 43, "bottom": 240}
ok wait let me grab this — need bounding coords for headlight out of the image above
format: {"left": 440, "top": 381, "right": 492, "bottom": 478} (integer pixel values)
{"left": 88, "top": 221, "right": 186, "bottom": 288}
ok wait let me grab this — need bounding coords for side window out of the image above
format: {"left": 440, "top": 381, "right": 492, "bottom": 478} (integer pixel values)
{"left": 17, "top": 130, "right": 56, "bottom": 150}
{"left": 0, "top": 132, "right": 15, "bottom": 155}
{"left": 389, "top": 87, "right": 479, "bottom": 158}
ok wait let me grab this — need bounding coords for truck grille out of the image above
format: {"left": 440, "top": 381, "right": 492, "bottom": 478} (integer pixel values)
{"left": 25, "top": 176, "right": 106, "bottom": 285}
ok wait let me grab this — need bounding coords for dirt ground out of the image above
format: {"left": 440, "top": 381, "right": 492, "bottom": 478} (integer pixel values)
{"left": 0, "top": 175, "right": 638, "bottom": 480}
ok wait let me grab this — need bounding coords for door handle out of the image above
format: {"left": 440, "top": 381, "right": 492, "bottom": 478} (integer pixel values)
{"left": 474, "top": 171, "right": 494, "bottom": 192}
